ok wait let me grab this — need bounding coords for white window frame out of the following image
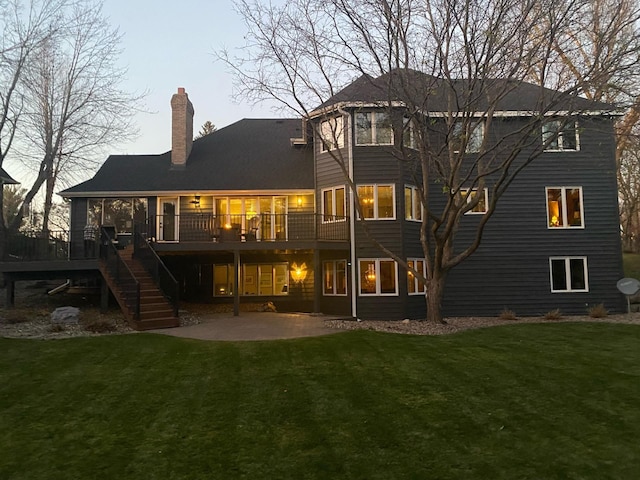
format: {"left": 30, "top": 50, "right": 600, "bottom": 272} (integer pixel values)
{"left": 407, "top": 258, "right": 426, "bottom": 295}
{"left": 452, "top": 121, "right": 485, "bottom": 153}
{"left": 404, "top": 185, "right": 423, "bottom": 221}
{"left": 355, "top": 111, "right": 394, "bottom": 146}
{"left": 357, "top": 184, "right": 396, "bottom": 220}
{"left": 319, "top": 116, "right": 345, "bottom": 152}
{"left": 542, "top": 120, "right": 580, "bottom": 152}
{"left": 402, "top": 117, "right": 417, "bottom": 149}
{"left": 322, "top": 260, "right": 348, "bottom": 296}
{"left": 461, "top": 188, "right": 488, "bottom": 215}
{"left": 549, "top": 257, "right": 589, "bottom": 293}
{"left": 546, "top": 187, "right": 584, "bottom": 229}
{"left": 321, "top": 186, "right": 346, "bottom": 223}
{"left": 358, "top": 258, "right": 399, "bottom": 296}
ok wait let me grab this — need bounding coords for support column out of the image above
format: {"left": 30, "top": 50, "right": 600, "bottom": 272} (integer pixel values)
{"left": 233, "top": 249, "right": 240, "bottom": 317}
{"left": 100, "top": 277, "right": 109, "bottom": 313}
{"left": 4, "top": 275, "right": 15, "bottom": 308}
{"left": 313, "top": 249, "right": 321, "bottom": 314}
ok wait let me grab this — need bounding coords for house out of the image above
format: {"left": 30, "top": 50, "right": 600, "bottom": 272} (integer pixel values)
{"left": 2, "top": 73, "right": 625, "bottom": 326}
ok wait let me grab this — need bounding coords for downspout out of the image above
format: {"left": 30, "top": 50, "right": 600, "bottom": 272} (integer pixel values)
{"left": 339, "top": 107, "right": 358, "bottom": 319}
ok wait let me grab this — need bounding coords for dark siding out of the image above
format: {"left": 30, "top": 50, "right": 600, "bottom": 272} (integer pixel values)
{"left": 70, "top": 198, "right": 88, "bottom": 259}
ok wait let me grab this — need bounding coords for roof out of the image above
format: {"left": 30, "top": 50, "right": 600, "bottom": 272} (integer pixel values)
{"left": 0, "top": 167, "right": 19, "bottom": 185}
{"left": 315, "top": 69, "right": 615, "bottom": 114}
{"left": 62, "top": 119, "right": 313, "bottom": 196}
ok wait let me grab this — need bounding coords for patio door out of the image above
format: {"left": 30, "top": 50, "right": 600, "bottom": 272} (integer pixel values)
{"left": 158, "top": 198, "right": 178, "bottom": 241}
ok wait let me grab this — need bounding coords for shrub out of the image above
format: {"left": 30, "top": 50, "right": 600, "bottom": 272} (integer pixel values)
{"left": 48, "top": 324, "right": 66, "bottom": 333}
{"left": 588, "top": 303, "right": 608, "bottom": 318}
{"left": 544, "top": 308, "right": 563, "bottom": 320}
{"left": 84, "top": 320, "right": 117, "bottom": 334}
{"left": 499, "top": 308, "right": 517, "bottom": 321}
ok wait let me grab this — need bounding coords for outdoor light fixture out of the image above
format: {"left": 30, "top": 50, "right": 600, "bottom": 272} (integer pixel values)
{"left": 297, "top": 196, "right": 303, "bottom": 207}
{"left": 291, "top": 262, "right": 308, "bottom": 283}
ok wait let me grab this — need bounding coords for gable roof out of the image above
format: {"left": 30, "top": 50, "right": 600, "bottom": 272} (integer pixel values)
{"left": 315, "top": 69, "right": 615, "bottom": 114}
{"left": 61, "top": 118, "right": 313, "bottom": 196}
{"left": 0, "top": 167, "right": 19, "bottom": 185}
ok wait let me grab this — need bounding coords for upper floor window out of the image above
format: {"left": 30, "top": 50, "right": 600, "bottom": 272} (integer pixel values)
{"left": 402, "top": 117, "right": 417, "bottom": 149}
{"left": 550, "top": 257, "right": 588, "bottom": 292}
{"left": 359, "top": 258, "right": 398, "bottom": 296}
{"left": 357, "top": 184, "right": 395, "bottom": 220}
{"left": 460, "top": 188, "right": 488, "bottom": 214}
{"left": 355, "top": 111, "right": 393, "bottom": 145}
{"left": 322, "top": 186, "right": 346, "bottom": 222}
{"left": 452, "top": 121, "right": 484, "bottom": 153}
{"left": 542, "top": 120, "right": 579, "bottom": 151}
{"left": 319, "top": 116, "right": 345, "bottom": 152}
{"left": 87, "top": 197, "right": 147, "bottom": 234}
{"left": 323, "top": 260, "right": 347, "bottom": 296}
{"left": 546, "top": 187, "right": 583, "bottom": 228}
{"left": 407, "top": 258, "right": 426, "bottom": 295}
{"left": 405, "top": 185, "right": 423, "bottom": 221}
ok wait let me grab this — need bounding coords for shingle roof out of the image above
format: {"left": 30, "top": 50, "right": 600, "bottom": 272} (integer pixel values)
{"left": 316, "top": 69, "right": 615, "bottom": 113}
{"left": 0, "top": 167, "right": 19, "bottom": 185}
{"left": 61, "top": 119, "right": 313, "bottom": 196}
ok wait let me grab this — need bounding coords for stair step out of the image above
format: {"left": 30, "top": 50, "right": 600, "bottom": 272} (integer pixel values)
{"left": 135, "top": 317, "right": 180, "bottom": 330}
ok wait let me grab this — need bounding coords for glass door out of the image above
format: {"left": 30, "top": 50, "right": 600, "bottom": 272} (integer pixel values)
{"left": 158, "top": 198, "right": 178, "bottom": 241}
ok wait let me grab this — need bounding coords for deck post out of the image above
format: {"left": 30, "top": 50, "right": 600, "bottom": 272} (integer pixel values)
{"left": 313, "top": 249, "right": 321, "bottom": 314}
{"left": 233, "top": 249, "right": 240, "bottom": 317}
{"left": 4, "top": 275, "right": 15, "bottom": 308}
{"left": 100, "top": 276, "right": 109, "bottom": 312}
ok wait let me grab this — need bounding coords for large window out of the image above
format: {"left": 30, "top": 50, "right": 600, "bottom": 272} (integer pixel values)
{"left": 542, "top": 120, "right": 579, "bottom": 151}
{"left": 87, "top": 198, "right": 148, "bottom": 234}
{"left": 407, "top": 258, "right": 426, "bottom": 295}
{"left": 461, "top": 188, "right": 488, "bottom": 215}
{"left": 452, "top": 121, "right": 484, "bottom": 153}
{"left": 355, "top": 111, "right": 393, "bottom": 145}
{"left": 550, "top": 257, "right": 588, "bottom": 292}
{"left": 359, "top": 259, "right": 398, "bottom": 296}
{"left": 405, "top": 186, "right": 422, "bottom": 221}
{"left": 214, "top": 263, "right": 289, "bottom": 297}
{"left": 357, "top": 184, "right": 395, "bottom": 220}
{"left": 322, "top": 187, "right": 346, "bottom": 222}
{"left": 546, "top": 187, "right": 583, "bottom": 228}
{"left": 323, "top": 260, "right": 347, "bottom": 296}
{"left": 319, "top": 116, "right": 345, "bottom": 152}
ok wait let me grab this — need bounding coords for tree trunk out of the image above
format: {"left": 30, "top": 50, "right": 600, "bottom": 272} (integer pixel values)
{"left": 425, "top": 275, "right": 447, "bottom": 324}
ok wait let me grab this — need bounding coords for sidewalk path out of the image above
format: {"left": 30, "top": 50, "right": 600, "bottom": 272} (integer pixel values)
{"left": 151, "top": 312, "right": 343, "bottom": 341}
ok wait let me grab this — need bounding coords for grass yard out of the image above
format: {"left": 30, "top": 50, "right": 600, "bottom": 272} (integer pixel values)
{"left": 1, "top": 324, "right": 639, "bottom": 480}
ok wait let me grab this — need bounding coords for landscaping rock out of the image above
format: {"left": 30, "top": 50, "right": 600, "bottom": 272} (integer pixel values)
{"left": 51, "top": 306, "right": 81, "bottom": 325}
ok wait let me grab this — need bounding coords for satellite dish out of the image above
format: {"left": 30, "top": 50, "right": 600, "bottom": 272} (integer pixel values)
{"left": 617, "top": 278, "right": 640, "bottom": 296}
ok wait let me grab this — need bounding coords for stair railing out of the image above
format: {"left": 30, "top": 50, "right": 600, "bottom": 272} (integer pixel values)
{"left": 133, "top": 230, "right": 179, "bottom": 317}
{"left": 100, "top": 227, "right": 140, "bottom": 320}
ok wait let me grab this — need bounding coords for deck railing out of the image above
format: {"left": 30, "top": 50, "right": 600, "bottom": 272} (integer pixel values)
{"left": 100, "top": 227, "right": 140, "bottom": 320}
{"left": 147, "top": 213, "right": 349, "bottom": 243}
{"left": 3, "top": 229, "right": 81, "bottom": 261}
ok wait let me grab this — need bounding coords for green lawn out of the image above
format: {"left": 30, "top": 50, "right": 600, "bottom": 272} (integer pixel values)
{"left": 1, "top": 324, "right": 639, "bottom": 479}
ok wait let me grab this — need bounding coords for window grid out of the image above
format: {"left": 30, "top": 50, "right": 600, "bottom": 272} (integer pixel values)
{"left": 355, "top": 111, "right": 394, "bottom": 146}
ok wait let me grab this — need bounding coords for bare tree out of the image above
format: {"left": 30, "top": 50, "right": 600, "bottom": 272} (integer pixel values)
{"left": 223, "top": 0, "right": 620, "bottom": 322}
{"left": 13, "top": 0, "right": 142, "bottom": 234}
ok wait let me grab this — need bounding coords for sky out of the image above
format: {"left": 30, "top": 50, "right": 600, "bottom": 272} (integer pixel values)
{"left": 99, "top": 0, "right": 281, "bottom": 155}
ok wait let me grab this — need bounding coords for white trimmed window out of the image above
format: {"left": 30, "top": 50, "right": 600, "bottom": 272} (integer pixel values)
{"left": 359, "top": 259, "right": 398, "bottom": 296}
{"left": 550, "top": 257, "right": 588, "bottom": 292}
{"left": 542, "top": 120, "right": 579, "bottom": 151}
{"left": 321, "top": 186, "right": 346, "bottom": 223}
{"left": 355, "top": 111, "right": 393, "bottom": 145}
{"left": 214, "top": 263, "right": 289, "bottom": 297}
{"left": 546, "top": 187, "right": 583, "bottom": 228}
{"left": 407, "top": 258, "right": 426, "bottom": 295}
{"left": 461, "top": 188, "right": 488, "bottom": 214}
{"left": 402, "top": 117, "right": 416, "bottom": 149}
{"left": 357, "top": 184, "right": 395, "bottom": 220}
{"left": 319, "top": 116, "right": 345, "bottom": 152}
{"left": 323, "top": 260, "right": 347, "bottom": 296}
{"left": 404, "top": 185, "right": 423, "bottom": 221}
{"left": 452, "top": 121, "right": 484, "bottom": 153}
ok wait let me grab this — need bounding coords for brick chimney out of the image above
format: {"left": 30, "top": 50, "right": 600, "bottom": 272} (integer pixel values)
{"left": 170, "top": 87, "right": 194, "bottom": 169}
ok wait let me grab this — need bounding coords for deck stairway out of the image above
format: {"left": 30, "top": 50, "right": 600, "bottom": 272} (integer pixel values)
{"left": 99, "top": 245, "right": 179, "bottom": 330}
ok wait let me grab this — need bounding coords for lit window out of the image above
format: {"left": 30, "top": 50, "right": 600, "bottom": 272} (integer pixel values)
{"left": 323, "top": 260, "right": 347, "bottom": 296}
{"left": 460, "top": 188, "right": 488, "bottom": 214}
{"left": 452, "top": 121, "right": 484, "bottom": 153}
{"left": 546, "top": 187, "right": 583, "bottom": 228}
{"left": 322, "top": 187, "right": 346, "bottom": 223}
{"left": 359, "top": 259, "right": 398, "bottom": 296}
{"left": 357, "top": 184, "right": 395, "bottom": 220}
{"left": 542, "top": 120, "right": 579, "bottom": 151}
{"left": 550, "top": 257, "right": 588, "bottom": 292}
{"left": 407, "top": 259, "right": 426, "bottom": 295}
{"left": 355, "top": 111, "right": 393, "bottom": 145}
{"left": 319, "top": 116, "right": 345, "bottom": 152}
{"left": 405, "top": 186, "right": 423, "bottom": 221}
{"left": 214, "top": 263, "right": 289, "bottom": 296}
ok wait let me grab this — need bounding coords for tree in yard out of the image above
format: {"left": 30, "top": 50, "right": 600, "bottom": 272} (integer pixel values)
{"left": 223, "top": 0, "right": 622, "bottom": 322}
{"left": 196, "top": 120, "right": 217, "bottom": 139}
{"left": 2, "top": 185, "right": 26, "bottom": 228}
